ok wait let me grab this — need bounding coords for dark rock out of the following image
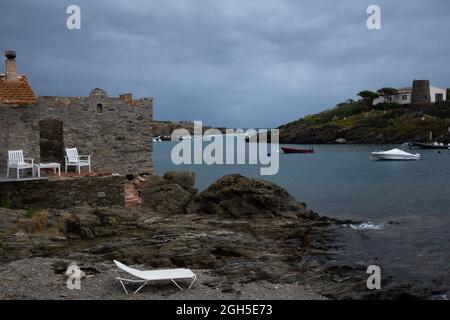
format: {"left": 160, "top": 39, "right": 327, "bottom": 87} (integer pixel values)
{"left": 221, "top": 285, "right": 235, "bottom": 293}
{"left": 163, "top": 171, "right": 196, "bottom": 192}
{"left": 186, "top": 174, "right": 314, "bottom": 218}
{"left": 141, "top": 177, "right": 194, "bottom": 214}
{"left": 203, "top": 279, "right": 220, "bottom": 287}
{"left": 52, "top": 261, "right": 69, "bottom": 274}
{"left": 141, "top": 172, "right": 197, "bottom": 214}
{"left": 89, "top": 243, "right": 116, "bottom": 254}
{"left": 1, "top": 174, "right": 430, "bottom": 300}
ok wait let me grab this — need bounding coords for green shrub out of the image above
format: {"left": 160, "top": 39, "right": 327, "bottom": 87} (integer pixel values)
{"left": 24, "top": 209, "right": 37, "bottom": 218}
{"left": 109, "top": 216, "right": 118, "bottom": 225}
{"left": 426, "top": 102, "right": 450, "bottom": 118}
{"left": 0, "top": 197, "right": 12, "bottom": 209}
{"left": 305, "top": 102, "right": 366, "bottom": 124}
{"left": 372, "top": 102, "right": 403, "bottom": 111}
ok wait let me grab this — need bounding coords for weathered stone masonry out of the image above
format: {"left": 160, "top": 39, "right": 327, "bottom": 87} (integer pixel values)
{"left": 0, "top": 52, "right": 154, "bottom": 175}
{"left": 0, "top": 90, "right": 153, "bottom": 174}
{"left": 0, "top": 51, "right": 155, "bottom": 209}
{"left": 0, "top": 175, "right": 124, "bottom": 209}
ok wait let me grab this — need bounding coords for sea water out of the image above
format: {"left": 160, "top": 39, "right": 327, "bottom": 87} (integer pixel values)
{"left": 154, "top": 142, "right": 450, "bottom": 296}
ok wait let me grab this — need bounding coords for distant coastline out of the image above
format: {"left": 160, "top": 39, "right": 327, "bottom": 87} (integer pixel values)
{"left": 278, "top": 100, "right": 450, "bottom": 144}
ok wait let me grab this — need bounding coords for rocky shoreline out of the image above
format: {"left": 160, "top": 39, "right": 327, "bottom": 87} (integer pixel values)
{"left": 0, "top": 258, "right": 328, "bottom": 300}
{"left": 0, "top": 172, "right": 432, "bottom": 299}
{"left": 278, "top": 102, "right": 450, "bottom": 145}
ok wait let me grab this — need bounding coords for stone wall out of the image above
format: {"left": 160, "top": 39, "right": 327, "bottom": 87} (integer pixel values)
{"left": 0, "top": 88, "right": 153, "bottom": 175}
{"left": 411, "top": 80, "right": 431, "bottom": 104}
{"left": 0, "top": 175, "right": 125, "bottom": 209}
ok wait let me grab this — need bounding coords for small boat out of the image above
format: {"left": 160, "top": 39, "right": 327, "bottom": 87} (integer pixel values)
{"left": 410, "top": 142, "right": 450, "bottom": 150}
{"left": 281, "top": 146, "right": 314, "bottom": 154}
{"left": 371, "top": 148, "right": 420, "bottom": 161}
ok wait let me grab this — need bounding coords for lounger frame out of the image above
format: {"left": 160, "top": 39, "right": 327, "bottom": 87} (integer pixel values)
{"left": 113, "top": 261, "right": 197, "bottom": 294}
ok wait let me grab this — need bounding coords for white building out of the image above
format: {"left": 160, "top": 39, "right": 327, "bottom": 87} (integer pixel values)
{"left": 429, "top": 85, "right": 447, "bottom": 103}
{"left": 373, "top": 81, "right": 447, "bottom": 105}
{"left": 373, "top": 87, "right": 412, "bottom": 105}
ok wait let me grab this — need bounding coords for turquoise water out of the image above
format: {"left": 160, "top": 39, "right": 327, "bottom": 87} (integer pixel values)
{"left": 154, "top": 142, "right": 450, "bottom": 296}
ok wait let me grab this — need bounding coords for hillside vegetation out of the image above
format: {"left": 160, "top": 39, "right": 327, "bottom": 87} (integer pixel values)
{"left": 279, "top": 101, "right": 450, "bottom": 144}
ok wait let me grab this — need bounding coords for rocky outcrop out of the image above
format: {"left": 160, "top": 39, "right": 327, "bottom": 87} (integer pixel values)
{"left": 163, "top": 171, "right": 196, "bottom": 192}
{"left": 141, "top": 172, "right": 318, "bottom": 219}
{"left": 0, "top": 173, "right": 332, "bottom": 285}
{"left": 141, "top": 171, "right": 197, "bottom": 214}
{"left": 0, "top": 172, "right": 434, "bottom": 299}
{"left": 279, "top": 102, "right": 450, "bottom": 144}
{"left": 0, "top": 201, "right": 332, "bottom": 275}
{"left": 187, "top": 174, "right": 317, "bottom": 219}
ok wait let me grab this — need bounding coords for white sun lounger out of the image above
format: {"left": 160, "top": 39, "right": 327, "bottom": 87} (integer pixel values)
{"left": 113, "top": 260, "right": 197, "bottom": 294}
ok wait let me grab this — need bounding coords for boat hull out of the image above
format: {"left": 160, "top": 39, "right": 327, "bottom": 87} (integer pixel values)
{"left": 281, "top": 147, "right": 314, "bottom": 154}
{"left": 411, "top": 142, "right": 450, "bottom": 150}
{"left": 371, "top": 153, "right": 420, "bottom": 161}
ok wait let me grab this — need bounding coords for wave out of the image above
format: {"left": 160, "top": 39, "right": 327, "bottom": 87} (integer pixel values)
{"left": 431, "top": 293, "right": 448, "bottom": 300}
{"left": 346, "top": 221, "right": 385, "bottom": 230}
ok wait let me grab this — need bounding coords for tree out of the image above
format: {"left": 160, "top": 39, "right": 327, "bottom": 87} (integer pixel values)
{"left": 377, "top": 87, "right": 398, "bottom": 103}
{"left": 357, "top": 90, "right": 379, "bottom": 108}
{"left": 447, "top": 88, "right": 450, "bottom": 101}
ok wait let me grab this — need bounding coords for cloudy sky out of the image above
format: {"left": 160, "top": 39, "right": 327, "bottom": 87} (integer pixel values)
{"left": 1, "top": 0, "right": 449, "bottom": 127}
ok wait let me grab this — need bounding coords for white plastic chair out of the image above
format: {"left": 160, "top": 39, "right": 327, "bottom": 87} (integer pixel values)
{"left": 65, "top": 148, "right": 92, "bottom": 174}
{"left": 7, "top": 150, "right": 34, "bottom": 180}
{"left": 113, "top": 260, "right": 197, "bottom": 294}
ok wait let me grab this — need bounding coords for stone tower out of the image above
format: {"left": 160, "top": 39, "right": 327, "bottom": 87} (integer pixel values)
{"left": 411, "top": 80, "right": 431, "bottom": 104}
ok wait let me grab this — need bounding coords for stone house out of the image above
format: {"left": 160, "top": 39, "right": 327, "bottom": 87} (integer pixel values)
{"left": 373, "top": 80, "right": 447, "bottom": 105}
{"left": 0, "top": 51, "right": 154, "bottom": 175}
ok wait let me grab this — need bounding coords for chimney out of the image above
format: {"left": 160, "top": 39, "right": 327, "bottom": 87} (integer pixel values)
{"left": 5, "top": 50, "right": 18, "bottom": 82}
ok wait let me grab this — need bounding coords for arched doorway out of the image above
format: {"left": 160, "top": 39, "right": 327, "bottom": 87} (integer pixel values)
{"left": 39, "top": 119, "right": 64, "bottom": 164}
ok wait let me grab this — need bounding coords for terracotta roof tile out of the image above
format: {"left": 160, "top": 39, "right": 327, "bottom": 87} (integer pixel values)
{"left": 0, "top": 74, "right": 37, "bottom": 106}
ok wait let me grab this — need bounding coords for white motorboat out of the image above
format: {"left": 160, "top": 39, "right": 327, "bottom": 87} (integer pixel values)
{"left": 371, "top": 148, "right": 421, "bottom": 161}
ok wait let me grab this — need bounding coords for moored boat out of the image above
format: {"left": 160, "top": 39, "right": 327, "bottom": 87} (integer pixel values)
{"left": 281, "top": 146, "right": 314, "bottom": 154}
{"left": 410, "top": 142, "right": 450, "bottom": 150}
{"left": 371, "top": 148, "right": 420, "bottom": 161}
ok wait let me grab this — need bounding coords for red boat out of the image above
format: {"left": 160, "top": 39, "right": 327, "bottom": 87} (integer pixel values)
{"left": 281, "top": 146, "right": 314, "bottom": 154}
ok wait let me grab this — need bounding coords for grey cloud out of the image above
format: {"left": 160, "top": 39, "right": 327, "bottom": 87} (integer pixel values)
{"left": 0, "top": 0, "right": 449, "bottom": 127}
